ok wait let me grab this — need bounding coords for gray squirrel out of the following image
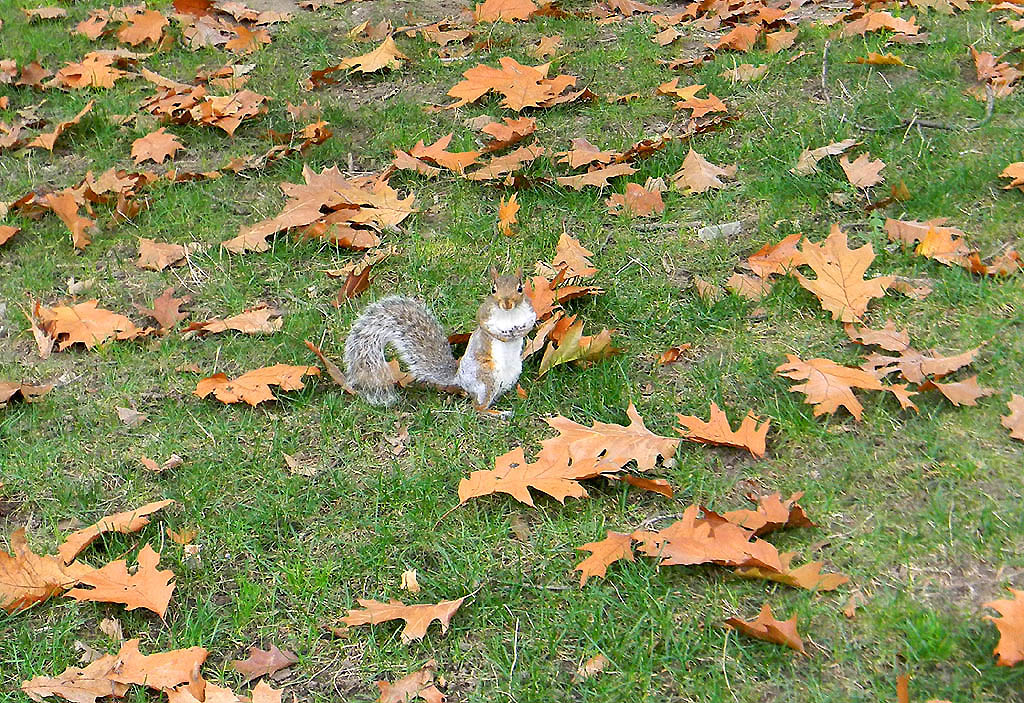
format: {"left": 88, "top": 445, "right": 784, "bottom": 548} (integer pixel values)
{"left": 343, "top": 268, "right": 537, "bottom": 411}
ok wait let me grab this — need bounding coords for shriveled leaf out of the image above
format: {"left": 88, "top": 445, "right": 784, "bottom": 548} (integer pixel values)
{"left": 58, "top": 500, "right": 175, "bottom": 564}
{"left": 725, "top": 603, "right": 807, "bottom": 654}
{"left": 0, "top": 382, "right": 53, "bottom": 408}
{"left": 342, "top": 596, "right": 466, "bottom": 642}
{"left": 231, "top": 645, "right": 299, "bottom": 683}
{"left": 792, "top": 139, "right": 858, "bottom": 176}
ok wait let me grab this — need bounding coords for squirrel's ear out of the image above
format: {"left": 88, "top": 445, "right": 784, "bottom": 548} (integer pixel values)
{"left": 489, "top": 266, "right": 499, "bottom": 281}
{"left": 514, "top": 267, "right": 523, "bottom": 281}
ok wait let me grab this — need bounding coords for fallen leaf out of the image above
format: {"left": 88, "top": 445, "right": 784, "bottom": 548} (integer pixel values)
{"left": 918, "top": 376, "right": 995, "bottom": 406}
{"left": 530, "top": 34, "right": 562, "bottom": 59}
{"left": 58, "top": 500, "right": 175, "bottom": 564}
{"left": 745, "top": 233, "right": 805, "bottom": 277}
{"left": 984, "top": 588, "right": 1024, "bottom": 666}
{"left": 656, "top": 344, "right": 691, "bottom": 365}
{"left": 65, "top": 544, "right": 176, "bottom": 618}
{"left": 792, "top": 139, "right": 858, "bottom": 176}
{"left": 446, "top": 57, "right": 587, "bottom": 111}
{"left": 225, "top": 25, "right": 271, "bottom": 54}
{"left": 605, "top": 182, "right": 665, "bottom": 216}
{"left": 165, "top": 525, "right": 195, "bottom": 543}
{"left": 474, "top": 0, "right": 538, "bottom": 22}
{"left": 766, "top": 27, "right": 798, "bottom": 53}
{"left": 735, "top": 553, "right": 848, "bottom": 591}
{"left": 839, "top": 153, "right": 886, "bottom": 188}
{"left": 400, "top": 569, "right": 421, "bottom": 593}
{"left": 576, "top": 653, "right": 611, "bottom": 680}
{"left": 339, "top": 36, "right": 408, "bottom": 74}
{"left": 551, "top": 233, "right": 598, "bottom": 279}
{"left": 720, "top": 63, "right": 768, "bottom": 81}
{"left": 726, "top": 273, "right": 773, "bottom": 301}
{"left": 117, "top": 9, "right": 168, "bottom": 45}
{"left": 107, "top": 639, "right": 207, "bottom": 698}
{"left": 342, "top": 596, "right": 466, "bottom": 642}
{"left": 853, "top": 52, "right": 910, "bottom": 67}
{"left": 674, "top": 403, "right": 770, "bottom": 457}
{"left": 1, "top": 528, "right": 94, "bottom": 612}
{"left": 131, "top": 128, "right": 183, "bottom": 165}
{"left": 860, "top": 346, "right": 979, "bottom": 384}
{"left": 478, "top": 116, "right": 536, "bottom": 152}
{"left": 1002, "top": 394, "right": 1024, "bottom": 441}
{"left": 376, "top": 660, "right": 444, "bottom": 703}
{"left": 136, "top": 288, "right": 191, "bottom": 330}
{"left": 116, "top": 406, "right": 149, "bottom": 427}
{"left": 231, "top": 645, "right": 298, "bottom": 683}
{"left": 0, "top": 226, "right": 19, "bottom": 247}
{"left": 670, "top": 149, "right": 737, "bottom": 194}
{"left": 776, "top": 354, "right": 916, "bottom": 420}
{"left": 183, "top": 305, "right": 282, "bottom": 337}
{"left": 45, "top": 190, "right": 96, "bottom": 249}
{"left": 537, "top": 319, "right": 617, "bottom": 375}
{"left": 842, "top": 11, "right": 920, "bottom": 37}
{"left": 0, "top": 382, "right": 53, "bottom": 408}
{"left": 712, "top": 23, "right": 760, "bottom": 52}
{"left": 498, "top": 194, "right": 519, "bottom": 236}
{"left": 136, "top": 238, "right": 189, "bottom": 271}
{"left": 718, "top": 492, "right": 816, "bottom": 535}
{"left": 725, "top": 603, "right": 807, "bottom": 654}
{"left": 21, "top": 653, "right": 128, "bottom": 702}
{"left": 575, "top": 531, "right": 635, "bottom": 586}
{"left": 23, "top": 6, "right": 67, "bottom": 21}
{"left": 194, "top": 365, "right": 320, "bottom": 406}
{"left": 556, "top": 138, "right": 616, "bottom": 169}
{"left": 556, "top": 162, "right": 637, "bottom": 191}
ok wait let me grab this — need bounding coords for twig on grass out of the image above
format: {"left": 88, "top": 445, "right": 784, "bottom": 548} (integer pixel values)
{"left": 842, "top": 84, "right": 995, "bottom": 133}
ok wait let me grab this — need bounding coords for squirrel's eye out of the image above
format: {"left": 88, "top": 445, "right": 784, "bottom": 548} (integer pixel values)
{"left": 517, "top": 285, "right": 523, "bottom": 293}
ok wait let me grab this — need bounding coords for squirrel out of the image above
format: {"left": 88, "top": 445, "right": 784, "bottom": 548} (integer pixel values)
{"left": 343, "top": 268, "right": 537, "bottom": 412}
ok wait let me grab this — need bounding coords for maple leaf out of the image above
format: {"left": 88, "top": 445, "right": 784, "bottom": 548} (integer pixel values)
{"left": 575, "top": 531, "right": 635, "bottom": 586}
{"left": 523, "top": 270, "right": 603, "bottom": 320}
{"left": 1001, "top": 394, "right": 1024, "bottom": 441}
{"left": 1, "top": 528, "right": 94, "bottom": 612}
{"left": 34, "top": 300, "right": 154, "bottom": 351}
{"left": 0, "top": 382, "right": 53, "bottom": 408}
{"left": 844, "top": 320, "right": 910, "bottom": 352}
{"left": 720, "top": 63, "right": 768, "bottom": 82}
{"left": 339, "top": 36, "right": 408, "bottom": 73}
{"left": 745, "top": 233, "right": 805, "bottom": 278}
{"left": 530, "top": 34, "right": 563, "bottom": 59}
{"left": 28, "top": 100, "right": 95, "bottom": 152}
{"left": 226, "top": 25, "right": 271, "bottom": 54}
{"left": 776, "top": 354, "right": 916, "bottom": 420}
{"left": 606, "top": 182, "right": 665, "bottom": 217}
{"left": 713, "top": 24, "right": 760, "bottom": 52}
{"left": 136, "top": 288, "right": 191, "bottom": 330}
{"left": 725, "top": 603, "right": 807, "bottom": 654}
{"left": 45, "top": 190, "right": 96, "bottom": 250}
{"left": 136, "top": 238, "right": 189, "bottom": 270}
{"left": 446, "top": 58, "right": 583, "bottom": 110}
{"left": 674, "top": 403, "right": 770, "bottom": 457}
{"left": 984, "top": 588, "right": 1024, "bottom": 666}
{"left": 108, "top": 639, "right": 207, "bottom": 699}
{"left": 117, "top": 9, "right": 169, "bottom": 46}
{"left": 670, "top": 149, "right": 737, "bottom": 194}
{"left": 65, "top": 544, "right": 176, "bottom": 618}
{"left": 183, "top": 305, "right": 283, "bottom": 337}
{"left": 407, "top": 133, "right": 481, "bottom": 172}
{"left": 195, "top": 364, "right": 320, "bottom": 405}
{"left": 735, "top": 553, "right": 849, "bottom": 591}
{"left": 551, "top": 233, "right": 598, "bottom": 279}
{"left": 231, "top": 645, "right": 298, "bottom": 682}
{"left": 556, "top": 162, "right": 637, "bottom": 190}
{"left": 55, "top": 54, "right": 127, "bottom": 89}
{"left": 58, "top": 500, "right": 176, "bottom": 564}
{"left": 342, "top": 596, "right": 466, "bottom": 642}
{"left": 839, "top": 153, "right": 886, "bottom": 187}
{"left": 792, "top": 139, "right": 858, "bottom": 176}
{"left": 377, "top": 660, "right": 444, "bottom": 703}
{"left": 498, "top": 194, "right": 519, "bottom": 236}
{"left": 475, "top": 0, "right": 537, "bottom": 22}
{"left": 792, "top": 225, "right": 892, "bottom": 322}
{"left": 131, "top": 128, "right": 184, "bottom": 165}
{"left": 21, "top": 654, "right": 128, "bottom": 703}
{"left": 918, "top": 376, "right": 995, "bottom": 406}
{"left": 765, "top": 27, "right": 798, "bottom": 52}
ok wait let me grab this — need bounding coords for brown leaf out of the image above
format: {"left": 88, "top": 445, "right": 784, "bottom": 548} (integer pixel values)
{"left": 853, "top": 52, "right": 910, "bottom": 67}
{"left": 231, "top": 645, "right": 298, "bottom": 683}
{"left": 183, "top": 305, "right": 282, "bottom": 337}
{"left": 338, "top": 36, "right": 408, "bottom": 74}
{"left": 342, "top": 596, "right": 466, "bottom": 642}
{"left": 530, "top": 34, "right": 562, "bottom": 59}
{"left": 498, "top": 193, "right": 519, "bottom": 236}
{"left": 984, "top": 588, "right": 1024, "bottom": 666}
{"left": 1002, "top": 394, "right": 1024, "bottom": 442}
{"left": 735, "top": 553, "right": 848, "bottom": 591}
{"left": 575, "top": 654, "right": 611, "bottom": 680}
{"left": 136, "top": 238, "right": 188, "bottom": 270}
{"left": 842, "top": 11, "right": 920, "bottom": 37}
{"left": 478, "top": 116, "right": 536, "bottom": 152}
{"left": 712, "top": 24, "right": 759, "bottom": 52}
{"left": 446, "top": 57, "right": 584, "bottom": 111}
{"left": 839, "top": 153, "right": 886, "bottom": 188}
{"left": 21, "top": 653, "right": 128, "bottom": 703}
{"left": 475, "top": 0, "right": 537, "bottom": 22}
{"left": 376, "top": 660, "right": 444, "bottom": 703}
{"left": 670, "top": 149, "right": 736, "bottom": 194}
{"left": 745, "top": 233, "right": 805, "bottom": 278}
{"left": 656, "top": 344, "right": 691, "bottom": 365}
{"left": 719, "top": 63, "right": 768, "bottom": 82}
{"left": 226, "top": 25, "right": 271, "bottom": 54}
{"left": 551, "top": 233, "right": 597, "bottom": 279}
{"left": 605, "top": 182, "right": 665, "bottom": 217}
{"left": 58, "top": 500, "right": 175, "bottom": 564}
{"left": 109, "top": 639, "right": 206, "bottom": 698}
{"left": 116, "top": 406, "right": 148, "bottom": 427}
{"left": 844, "top": 320, "right": 910, "bottom": 352}
{"left": 194, "top": 365, "right": 320, "bottom": 405}
{"left": 131, "top": 128, "right": 183, "bottom": 165}
{"left": 792, "top": 225, "right": 892, "bottom": 322}
{"left": 142, "top": 455, "right": 183, "bottom": 474}
{"left": 0, "top": 382, "right": 53, "bottom": 408}
{"left": 304, "top": 340, "right": 352, "bottom": 390}
{"left": 674, "top": 403, "right": 770, "bottom": 457}
{"left": 45, "top": 190, "right": 96, "bottom": 249}
{"left": 117, "top": 9, "right": 168, "bottom": 45}
{"left": 334, "top": 267, "right": 374, "bottom": 303}
{"left": 726, "top": 273, "right": 773, "bottom": 301}
{"left": 34, "top": 300, "right": 153, "bottom": 350}
{"left": 400, "top": 569, "right": 420, "bottom": 593}
{"left": 718, "top": 492, "right": 815, "bottom": 535}
{"left": 0, "top": 226, "right": 19, "bottom": 247}
{"left": 575, "top": 531, "right": 635, "bottom": 586}
{"left": 792, "top": 139, "right": 858, "bottom": 176}
{"left": 136, "top": 288, "right": 191, "bottom": 330}
{"left": 918, "top": 376, "right": 995, "bottom": 406}
{"left": 556, "top": 138, "right": 616, "bottom": 169}
{"left": 860, "top": 346, "right": 979, "bottom": 384}
{"left": 776, "top": 354, "right": 916, "bottom": 420}
{"left": 556, "top": 162, "right": 637, "bottom": 190}
{"left": 766, "top": 27, "right": 798, "bottom": 52}
{"left": 725, "top": 603, "right": 807, "bottom": 654}
{"left": 537, "top": 319, "right": 617, "bottom": 375}
{"left": 65, "top": 544, "right": 176, "bottom": 618}
{"left": 1, "top": 528, "right": 94, "bottom": 612}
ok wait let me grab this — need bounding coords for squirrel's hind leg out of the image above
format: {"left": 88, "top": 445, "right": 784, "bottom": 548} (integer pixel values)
{"left": 357, "top": 380, "right": 399, "bottom": 407}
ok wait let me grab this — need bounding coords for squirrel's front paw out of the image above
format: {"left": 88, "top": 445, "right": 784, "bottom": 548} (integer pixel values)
{"left": 474, "top": 404, "right": 512, "bottom": 420}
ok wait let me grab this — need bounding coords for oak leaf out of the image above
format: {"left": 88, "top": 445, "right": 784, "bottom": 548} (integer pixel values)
{"left": 792, "top": 225, "right": 892, "bottom": 322}
{"left": 23, "top": 7, "right": 67, "bottom": 20}
{"left": 530, "top": 34, "right": 563, "bottom": 59}
{"left": 474, "top": 0, "right": 537, "bottom": 22}
{"left": 342, "top": 596, "right": 466, "bottom": 642}
{"left": 498, "top": 194, "right": 519, "bottom": 236}
{"left": 55, "top": 55, "right": 126, "bottom": 89}
{"left": 674, "top": 403, "right": 770, "bottom": 457}
{"left": 844, "top": 320, "right": 910, "bottom": 352}
{"left": 65, "top": 544, "right": 176, "bottom": 618}
{"left": 339, "top": 36, "right": 408, "bottom": 73}
{"left": 842, "top": 11, "right": 920, "bottom": 36}
{"left": 605, "top": 182, "right": 665, "bottom": 216}
{"left": 670, "top": 149, "right": 736, "bottom": 194}
{"left": 137, "top": 238, "right": 188, "bottom": 270}
{"left": 376, "top": 660, "right": 444, "bottom": 703}
{"left": 131, "top": 128, "right": 183, "bottom": 165}
{"left": 183, "top": 305, "right": 282, "bottom": 337}
{"left": 765, "top": 27, "right": 798, "bottom": 53}
{"left": 718, "top": 492, "right": 815, "bottom": 535}
{"left": 556, "top": 162, "right": 637, "bottom": 190}
{"left": 34, "top": 300, "right": 154, "bottom": 351}
{"left": 58, "top": 500, "right": 176, "bottom": 564}
{"left": 720, "top": 63, "right": 768, "bottom": 82}
{"left": 745, "top": 233, "right": 805, "bottom": 278}
{"left": 1001, "top": 162, "right": 1024, "bottom": 192}
{"left": 1001, "top": 394, "right": 1024, "bottom": 441}
{"left": 108, "top": 639, "right": 207, "bottom": 698}
{"left": 45, "top": 190, "right": 96, "bottom": 250}
{"left": 712, "top": 24, "right": 759, "bottom": 52}
{"left": 21, "top": 654, "right": 127, "bottom": 703}
{"left": 860, "top": 346, "right": 979, "bottom": 384}
{"left": 551, "top": 233, "right": 598, "bottom": 278}
{"left": 839, "top": 153, "right": 886, "bottom": 187}
{"left": 776, "top": 354, "right": 916, "bottom": 420}
{"left": 136, "top": 288, "right": 191, "bottom": 330}
{"left": 556, "top": 138, "right": 616, "bottom": 169}
{"left": 478, "top": 116, "right": 536, "bottom": 152}
{"left": 726, "top": 273, "right": 773, "bottom": 301}
{"left": 523, "top": 270, "right": 603, "bottom": 320}
{"left": 983, "top": 588, "right": 1024, "bottom": 666}
{"left": 1, "top": 528, "right": 94, "bottom": 612}
{"left": 575, "top": 531, "right": 634, "bottom": 586}
{"left": 792, "top": 139, "right": 858, "bottom": 176}
{"left": 226, "top": 25, "right": 271, "bottom": 54}
{"left": 194, "top": 364, "right": 320, "bottom": 405}
{"left": 231, "top": 645, "right": 298, "bottom": 682}
{"left": 918, "top": 376, "right": 995, "bottom": 406}
{"left": 407, "top": 133, "right": 480, "bottom": 173}
{"left": 735, "top": 553, "right": 848, "bottom": 591}
{"left": 117, "top": 10, "right": 168, "bottom": 46}
{"left": 725, "top": 603, "right": 807, "bottom": 654}
{"left": 28, "top": 101, "right": 95, "bottom": 152}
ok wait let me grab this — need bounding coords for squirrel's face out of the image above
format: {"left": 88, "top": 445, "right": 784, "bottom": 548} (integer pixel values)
{"left": 490, "top": 267, "right": 525, "bottom": 310}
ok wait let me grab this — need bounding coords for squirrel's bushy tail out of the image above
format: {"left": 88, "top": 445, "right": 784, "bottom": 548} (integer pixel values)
{"left": 343, "top": 295, "right": 459, "bottom": 406}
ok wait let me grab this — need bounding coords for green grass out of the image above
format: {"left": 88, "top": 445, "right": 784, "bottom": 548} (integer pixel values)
{"left": 2, "top": 0, "right": 1024, "bottom": 702}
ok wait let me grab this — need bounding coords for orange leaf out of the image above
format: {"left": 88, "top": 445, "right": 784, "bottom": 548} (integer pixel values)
{"left": 776, "top": 354, "right": 916, "bottom": 420}
{"left": 606, "top": 182, "right": 665, "bottom": 217}
{"left": 726, "top": 273, "right": 773, "bottom": 301}
{"left": 745, "top": 233, "right": 805, "bottom": 278}
{"left": 117, "top": 9, "right": 168, "bottom": 45}
{"left": 556, "top": 162, "right": 637, "bottom": 190}
{"left": 131, "top": 128, "right": 183, "bottom": 165}
{"left": 58, "top": 500, "right": 176, "bottom": 564}
{"left": 474, "top": 0, "right": 538, "bottom": 22}
{"left": 342, "top": 596, "right": 466, "bottom": 642}
{"left": 918, "top": 376, "right": 995, "bottom": 406}
{"left": 735, "top": 553, "right": 849, "bottom": 591}
{"left": 45, "top": 190, "right": 96, "bottom": 250}
{"left": 136, "top": 287, "right": 191, "bottom": 330}
{"left": 551, "top": 233, "right": 597, "bottom": 278}
{"left": 984, "top": 588, "right": 1024, "bottom": 666}
{"left": 0, "top": 226, "right": 19, "bottom": 247}
{"left": 182, "top": 305, "right": 282, "bottom": 337}
{"left": 1002, "top": 394, "right": 1024, "bottom": 441}
{"left": 28, "top": 100, "right": 95, "bottom": 151}
{"left": 575, "top": 531, "right": 635, "bottom": 586}
{"left": 655, "top": 343, "right": 691, "bottom": 365}
{"left": 34, "top": 299, "right": 154, "bottom": 350}
{"left": 225, "top": 24, "right": 271, "bottom": 54}
{"left": 0, "top": 382, "right": 53, "bottom": 408}
{"left": 136, "top": 238, "right": 188, "bottom": 270}
{"left": 712, "top": 24, "right": 759, "bottom": 52}
{"left": 839, "top": 153, "right": 886, "bottom": 188}
{"left": 195, "top": 364, "right": 320, "bottom": 405}
{"left": 725, "top": 603, "right": 807, "bottom": 654}
{"left": 109, "top": 639, "right": 207, "bottom": 698}
{"left": 792, "top": 139, "right": 858, "bottom": 176}
{"left": 674, "top": 402, "right": 770, "bottom": 457}
{"left": 376, "top": 660, "right": 444, "bottom": 703}
{"left": 65, "top": 544, "right": 176, "bottom": 618}
{"left": 498, "top": 193, "right": 519, "bottom": 236}
{"left": 1, "top": 528, "right": 94, "bottom": 612}
{"left": 670, "top": 149, "right": 736, "bottom": 194}
{"left": 765, "top": 27, "right": 798, "bottom": 53}
{"left": 718, "top": 492, "right": 815, "bottom": 535}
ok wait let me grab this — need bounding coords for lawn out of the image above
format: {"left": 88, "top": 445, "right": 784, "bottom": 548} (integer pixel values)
{"left": 1, "top": 0, "right": 1023, "bottom": 701}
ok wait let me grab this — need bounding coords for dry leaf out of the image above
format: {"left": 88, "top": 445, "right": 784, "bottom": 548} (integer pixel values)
{"left": 853, "top": 52, "right": 910, "bottom": 67}
{"left": 766, "top": 28, "right": 798, "bottom": 53}
{"left": 674, "top": 403, "right": 770, "bottom": 457}
{"left": 918, "top": 376, "right": 995, "bottom": 406}
{"left": 117, "top": 10, "right": 168, "bottom": 45}
{"left": 537, "top": 319, "right": 617, "bottom": 375}
{"left": 0, "top": 382, "right": 53, "bottom": 408}
{"left": 342, "top": 596, "right": 466, "bottom": 642}
{"left": 605, "top": 182, "right": 665, "bottom": 217}
{"left": 400, "top": 569, "right": 421, "bottom": 593}
{"left": 551, "top": 233, "right": 598, "bottom": 279}
{"left": 45, "top": 190, "right": 96, "bottom": 249}
{"left": 575, "top": 531, "right": 635, "bottom": 586}
{"left": 58, "top": 500, "right": 175, "bottom": 564}
{"left": 1002, "top": 394, "right": 1024, "bottom": 442}
{"left": 656, "top": 344, "right": 691, "bottom": 365}
{"left": 1, "top": 528, "right": 94, "bottom": 612}
{"left": 475, "top": 0, "right": 538, "bottom": 22}
{"left": 670, "top": 149, "right": 737, "bottom": 194}
{"left": 65, "top": 544, "right": 176, "bottom": 618}
{"left": 556, "top": 162, "right": 637, "bottom": 191}
{"left": 137, "top": 288, "right": 191, "bottom": 331}
{"left": 231, "top": 645, "right": 298, "bottom": 682}
{"left": 726, "top": 273, "right": 773, "bottom": 301}
{"left": 136, "top": 239, "right": 189, "bottom": 271}
{"left": 376, "top": 660, "right": 444, "bottom": 703}
{"left": 725, "top": 603, "right": 807, "bottom": 654}
{"left": 195, "top": 365, "right": 320, "bottom": 405}
{"left": 719, "top": 63, "right": 768, "bottom": 82}
{"left": 530, "top": 34, "right": 562, "bottom": 59}
{"left": 792, "top": 139, "right": 858, "bottom": 176}
{"left": 984, "top": 588, "right": 1024, "bottom": 666}
{"left": 116, "top": 406, "right": 149, "bottom": 427}
{"left": 576, "top": 653, "right": 611, "bottom": 680}
{"left": 131, "top": 128, "right": 183, "bottom": 165}
{"left": 498, "top": 194, "right": 519, "bottom": 236}
{"left": 839, "top": 153, "right": 886, "bottom": 188}
{"left": 21, "top": 653, "right": 128, "bottom": 702}
{"left": 777, "top": 354, "right": 916, "bottom": 420}
{"left": 183, "top": 305, "right": 282, "bottom": 337}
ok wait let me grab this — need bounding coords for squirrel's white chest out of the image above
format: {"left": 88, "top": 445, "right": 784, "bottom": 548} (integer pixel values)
{"left": 489, "top": 337, "right": 523, "bottom": 391}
